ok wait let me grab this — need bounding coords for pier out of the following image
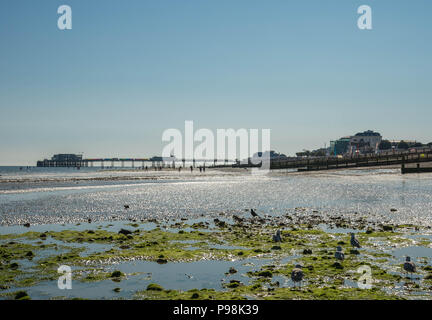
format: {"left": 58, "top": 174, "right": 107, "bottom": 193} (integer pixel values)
{"left": 37, "top": 148, "right": 432, "bottom": 174}
{"left": 36, "top": 154, "right": 236, "bottom": 168}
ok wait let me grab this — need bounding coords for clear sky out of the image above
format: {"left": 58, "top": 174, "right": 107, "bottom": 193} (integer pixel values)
{"left": 0, "top": 0, "right": 431, "bottom": 165}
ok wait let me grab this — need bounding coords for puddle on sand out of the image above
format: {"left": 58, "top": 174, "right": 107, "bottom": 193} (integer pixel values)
{"left": 318, "top": 224, "right": 360, "bottom": 234}
{"left": 390, "top": 246, "right": 432, "bottom": 260}
{"left": 0, "top": 220, "right": 161, "bottom": 236}
{"left": 170, "top": 239, "right": 248, "bottom": 251}
{"left": 3, "top": 258, "right": 281, "bottom": 300}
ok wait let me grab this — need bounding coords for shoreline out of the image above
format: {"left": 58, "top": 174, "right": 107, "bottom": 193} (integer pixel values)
{"left": 1, "top": 211, "right": 431, "bottom": 300}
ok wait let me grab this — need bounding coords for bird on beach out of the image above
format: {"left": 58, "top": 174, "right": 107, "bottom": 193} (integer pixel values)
{"left": 350, "top": 233, "right": 361, "bottom": 249}
{"left": 403, "top": 256, "right": 416, "bottom": 279}
{"left": 250, "top": 209, "right": 265, "bottom": 223}
{"left": 272, "top": 230, "right": 283, "bottom": 242}
{"left": 291, "top": 265, "right": 304, "bottom": 288}
{"left": 250, "top": 209, "right": 259, "bottom": 218}
{"left": 335, "top": 246, "right": 345, "bottom": 261}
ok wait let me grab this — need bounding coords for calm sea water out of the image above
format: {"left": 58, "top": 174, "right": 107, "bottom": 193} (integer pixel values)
{"left": 1, "top": 166, "right": 432, "bottom": 227}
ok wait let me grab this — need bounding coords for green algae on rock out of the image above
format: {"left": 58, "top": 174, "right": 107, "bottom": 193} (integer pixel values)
{"left": 1, "top": 215, "right": 431, "bottom": 300}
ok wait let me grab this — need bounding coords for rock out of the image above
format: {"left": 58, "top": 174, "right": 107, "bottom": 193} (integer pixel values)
{"left": 382, "top": 225, "right": 393, "bottom": 231}
{"left": 10, "top": 263, "right": 19, "bottom": 270}
{"left": 332, "top": 262, "right": 344, "bottom": 269}
{"left": 271, "top": 246, "right": 282, "bottom": 250}
{"left": 233, "top": 215, "right": 243, "bottom": 223}
{"left": 191, "top": 293, "right": 199, "bottom": 299}
{"left": 229, "top": 267, "right": 237, "bottom": 274}
{"left": 350, "top": 249, "right": 360, "bottom": 255}
{"left": 118, "top": 229, "right": 132, "bottom": 236}
{"left": 23, "top": 223, "right": 30, "bottom": 228}
{"left": 227, "top": 280, "right": 242, "bottom": 288}
{"left": 14, "top": 291, "right": 30, "bottom": 300}
{"left": 156, "top": 258, "right": 168, "bottom": 264}
{"left": 366, "top": 228, "right": 373, "bottom": 234}
{"left": 113, "top": 287, "right": 121, "bottom": 293}
{"left": 110, "top": 270, "right": 123, "bottom": 278}
{"left": 390, "top": 208, "right": 397, "bottom": 212}
{"left": 146, "top": 283, "right": 163, "bottom": 291}
{"left": 303, "top": 249, "right": 313, "bottom": 255}
{"left": 215, "top": 220, "right": 227, "bottom": 228}
{"left": 258, "top": 270, "right": 273, "bottom": 277}
{"left": 25, "top": 251, "right": 34, "bottom": 257}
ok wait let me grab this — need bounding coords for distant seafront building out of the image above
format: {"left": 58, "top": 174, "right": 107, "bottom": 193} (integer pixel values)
{"left": 246, "top": 150, "right": 288, "bottom": 164}
{"left": 330, "top": 130, "right": 382, "bottom": 156}
{"left": 37, "top": 154, "right": 84, "bottom": 167}
{"left": 51, "top": 154, "right": 82, "bottom": 162}
{"left": 350, "top": 130, "right": 382, "bottom": 154}
{"left": 329, "top": 137, "right": 351, "bottom": 156}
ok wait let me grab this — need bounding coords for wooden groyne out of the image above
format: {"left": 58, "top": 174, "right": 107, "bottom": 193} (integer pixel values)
{"left": 265, "top": 148, "right": 432, "bottom": 173}
{"left": 401, "top": 163, "right": 432, "bottom": 174}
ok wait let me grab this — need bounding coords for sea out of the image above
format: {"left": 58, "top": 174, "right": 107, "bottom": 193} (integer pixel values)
{"left": 1, "top": 166, "right": 432, "bottom": 228}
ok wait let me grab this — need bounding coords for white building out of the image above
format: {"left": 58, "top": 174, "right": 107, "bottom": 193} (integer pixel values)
{"left": 349, "top": 130, "right": 382, "bottom": 154}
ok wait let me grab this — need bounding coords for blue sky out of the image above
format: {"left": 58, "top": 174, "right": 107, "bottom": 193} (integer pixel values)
{"left": 0, "top": 0, "right": 431, "bottom": 165}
